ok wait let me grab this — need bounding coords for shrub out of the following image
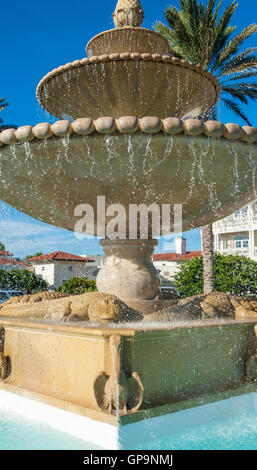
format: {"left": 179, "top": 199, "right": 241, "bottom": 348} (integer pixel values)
{"left": 58, "top": 277, "right": 97, "bottom": 295}
{"left": 174, "top": 254, "right": 257, "bottom": 297}
{"left": 0, "top": 268, "right": 48, "bottom": 294}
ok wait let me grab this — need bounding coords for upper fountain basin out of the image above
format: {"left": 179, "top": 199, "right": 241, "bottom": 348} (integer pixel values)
{"left": 36, "top": 53, "right": 220, "bottom": 120}
{"left": 86, "top": 27, "right": 171, "bottom": 56}
{"left": 0, "top": 117, "right": 256, "bottom": 236}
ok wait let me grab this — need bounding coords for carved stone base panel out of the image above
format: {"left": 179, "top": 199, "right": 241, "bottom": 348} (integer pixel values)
{"left": 0, "top": 318, "right": 257, "bottom": 425}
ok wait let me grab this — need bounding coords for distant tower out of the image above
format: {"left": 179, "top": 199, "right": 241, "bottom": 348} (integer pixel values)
{"left": 112, "top": 0, "right": 144, "bottom": 28}
{"left": 175, "top": 237, "right": 187, "bottom": 255}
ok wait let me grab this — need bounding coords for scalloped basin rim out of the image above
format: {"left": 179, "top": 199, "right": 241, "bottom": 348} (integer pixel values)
{"left": 1, "top": 117, "right": 256, "bottom": 146}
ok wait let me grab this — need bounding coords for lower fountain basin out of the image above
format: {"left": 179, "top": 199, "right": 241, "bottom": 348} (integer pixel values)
{"left": 1, "top": 388, "right": 257, "bottom": 449}
{"left": 0, "top": 121, "right": 256, "bottom": 234}
{"left": 0, "top": 317, "right": 257, "bottom": 443}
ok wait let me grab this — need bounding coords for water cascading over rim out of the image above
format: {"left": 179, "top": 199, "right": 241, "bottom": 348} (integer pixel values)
{"left": 36, "top": 0, "right": 221, "bottom": 120}
{"left": 0, "top": 0, "right": 256, "bottom": 311}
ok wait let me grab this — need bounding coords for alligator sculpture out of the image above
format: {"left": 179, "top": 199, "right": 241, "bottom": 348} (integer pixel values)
{"left": 0, "top": 291, "right": 142, "bottom": 323}
{"left": 0, "top": 291, "right": 257, "bottom": 324}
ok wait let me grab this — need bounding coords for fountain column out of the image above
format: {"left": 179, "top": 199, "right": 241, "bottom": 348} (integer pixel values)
{"left": 96, "top": 239, "right": 161, "bottom": 311}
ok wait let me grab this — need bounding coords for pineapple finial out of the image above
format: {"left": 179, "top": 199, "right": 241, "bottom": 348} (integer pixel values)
{"left": 112, "top": 0, "right": 144, "bottom": 28}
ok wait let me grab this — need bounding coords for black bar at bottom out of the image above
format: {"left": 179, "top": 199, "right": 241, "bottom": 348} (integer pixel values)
{"left": 0, "top": 450, "right": 254, "bottom": 467}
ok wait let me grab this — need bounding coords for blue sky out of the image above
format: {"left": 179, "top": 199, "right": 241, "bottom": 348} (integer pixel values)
{"left": 0, "top": 0, "right": 256, "bottom": 258}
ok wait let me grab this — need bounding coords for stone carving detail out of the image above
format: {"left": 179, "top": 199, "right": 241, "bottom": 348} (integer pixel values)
{"left": 144, "top": 292, "right": 257, "bottom": 323}
{"left": 2, "top": 290, "right": 257, "bottom": 324}
{"left": 0, "top": 327, "right": 11, "bottom": 381}
{"left": 246, "top": 353, "right": 257, "bottom": 383}
{"left": 3, "top": 116, "right": 257, "bottom": 148}
{"left": 64, "top": 293, "right": 142, "bottom": 323}
{"left": 2, "top": 291, "right": 69, "bottom": 305}
{"left": 94, "top": 335, "right": 144, "bottom": 415}
{"left": 113, "top": 0, "right": 144, "bottom": 28}
{"left": 230, "top": 297, "right": 257, "bottom": 320}
{"left": 0, "top": 291, "right": 142, "bottom": 323}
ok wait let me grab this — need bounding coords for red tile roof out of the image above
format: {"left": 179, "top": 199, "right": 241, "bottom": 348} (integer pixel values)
{"left": 27, "top": 251, "right": 95, "bottom": 263}
{"left": 0, "top": 257, "right": 30, "bottom": 267}
{"left": 0, "top": 251, "right": 13, "bottom": 257}
{"left": 153, "top": 251, "right": 202, "bottom": 262}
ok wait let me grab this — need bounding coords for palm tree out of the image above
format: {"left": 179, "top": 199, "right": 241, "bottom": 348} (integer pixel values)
{"left": 155, "top": 0, "right": 257, "bottom": 124}
{"left": 0, "top": 242, "right": 6, "bottom": 251}
{"left": 155, "top": 0, "right": 257, "bottom": 294}
{"left": 25, "top": 252, "right": 43, "bottom": 260}
{"left": 0, "top": 97, "right": 16, "bottom": 130}
{"left": 201, "top": 225, "right": 214, "bottom": 294}
{"left": 0, "top": 98, "right": 8, "bottom": 128}
{"left": 0, "top": 98, "right": 8, "bottom": 113}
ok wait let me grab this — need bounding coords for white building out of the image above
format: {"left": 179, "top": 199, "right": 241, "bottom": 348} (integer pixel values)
{"left": 28, "top": 251, "right": 95, "bottom": 289}
{"left": 0, "top": 251, "right": 31, "bottom": 272}
{"left": 213, "top": 201, "right": 257, "bottom": 261}
{"left": 153, "top": 237, "right": 202, "bottom": 281}
{"left": 81, "top": 254, "right": 105, "bottom": 281}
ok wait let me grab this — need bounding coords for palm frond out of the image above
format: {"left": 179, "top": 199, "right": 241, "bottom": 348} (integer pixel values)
{"left": 210, "top": 0, "right": 222, "bottom": 22}
{"left": 218, "top": 54, "right": 257, "bottom": 76}
{"left": 213, "top": 24, "right": 257, "bottom": 70}
{"left": 223, "top": 82, "right": 257, "bottom": 100}
{"left": 224, "top": 70, "right": 257, "bottom": 81}
{"left": 154, "top": 21, "right": 176, "bottom": 43}
{"left": 222, "top": 86, "right": 249, "bottom": 104}
{"left": 165, "top": 6, "right": 194, "bottom": 52}
{"left": 0, "top": 98, "right": 8, "bottom": 112}
{"left": 182, "top": 0, "right": 201, "bottom": 33}
{"left": 155, "top": 0, "right": 257, "bottom": 125}
{"left": 222, "top": 97, "right": 252, "bottom": 125}
{"left": 214, "top": 0, "right": 238, "bottom": 53}
{"left": 208, "top": 25, "right": 237, "bottom": 68}
{"left": 206, "top": 0, "right": 217, "bottom": 18}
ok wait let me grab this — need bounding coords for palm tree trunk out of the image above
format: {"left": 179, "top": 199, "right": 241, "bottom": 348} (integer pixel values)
{"left": 202, "top": 224, "right": 214, "bottom": 294}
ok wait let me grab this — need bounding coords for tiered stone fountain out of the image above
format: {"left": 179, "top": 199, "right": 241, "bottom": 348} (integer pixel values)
{"left": 0, "top": 0, "right": 257, "bottom": 449}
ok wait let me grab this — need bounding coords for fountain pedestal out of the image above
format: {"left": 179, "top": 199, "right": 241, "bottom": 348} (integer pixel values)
{"left": 97, "top": 239, "right": 159, "bottom": 300}
{"left": 96, "top": 239, "right": 171, "bottom": 314}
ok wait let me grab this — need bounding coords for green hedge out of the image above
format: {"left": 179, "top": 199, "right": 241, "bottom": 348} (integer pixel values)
{"left": 0, "top": 268, "right": 48, "bottom": 294}
{"left": 58, "top": 277, "right": 97, "bottom": 295}
{"left": 174, "top": 253, "right": 257, "bottom": 297}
